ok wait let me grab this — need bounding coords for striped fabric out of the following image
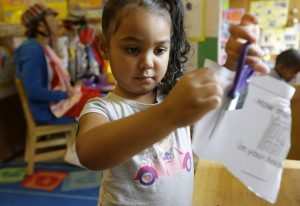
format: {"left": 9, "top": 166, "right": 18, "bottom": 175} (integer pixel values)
{"left": 21, "top": 3, "right": 58, "bottom": 27}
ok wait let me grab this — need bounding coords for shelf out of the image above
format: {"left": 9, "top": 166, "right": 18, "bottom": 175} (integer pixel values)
{"left": 0, "top": 22, "right": 23, "bottom": 38}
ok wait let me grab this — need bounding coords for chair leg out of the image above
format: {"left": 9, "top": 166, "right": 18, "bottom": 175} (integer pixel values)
{"left": 24, "top": 132, "right": 31, "bottom": 162}
{"left": 66, "top": 132, "right": 72, "bottom": 150}
{"left": 26, "top": 134, "right": 36, "bottom": 175}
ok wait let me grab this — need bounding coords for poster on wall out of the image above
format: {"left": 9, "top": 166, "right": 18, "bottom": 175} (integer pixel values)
{"left": 259, "top": 27, "right": 299, "bottom": 68}
{"left": 260, "top": 28, "right": 300, "bottom": 54}
{"left": 220, "top": 8, "right": 245, "bottom": 64}
{"left": 250, "top": 0, "right": 289, "bottom": 28}
{"left": 1, "top": 0, "right": 68, "bottom": 23}
{"left": 184, "top": 0, "right": 206, "bottom": 42}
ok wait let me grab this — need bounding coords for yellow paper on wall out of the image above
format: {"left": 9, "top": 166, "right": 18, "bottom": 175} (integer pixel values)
{"left": 68, "top": 0, "right": 103, "bottom": 9}
{"left": 250, "top": 0, "right": 289, "bottom": 28}
{"left": 1, "top": 0, "right": 29, "bottom": 24}
{"left": 45, "top": 0, "right": 68, "bottom": 20}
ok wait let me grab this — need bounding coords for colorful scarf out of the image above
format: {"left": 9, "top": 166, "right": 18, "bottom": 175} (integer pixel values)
{"left": 44, "top": 45, "right": 82, "bottom": 117}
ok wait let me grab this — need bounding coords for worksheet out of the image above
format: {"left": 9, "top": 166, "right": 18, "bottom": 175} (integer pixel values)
{"left": 192, "top": 59, "right": 295, "bottom": 203}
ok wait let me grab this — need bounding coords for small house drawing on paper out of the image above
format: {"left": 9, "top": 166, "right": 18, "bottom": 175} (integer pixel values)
{"left": 258, "top": 119, "right": 290, "bottom": 156}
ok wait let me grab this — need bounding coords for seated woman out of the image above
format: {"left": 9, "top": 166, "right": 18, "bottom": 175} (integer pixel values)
{"left": 14, "top": 4, "right": 100, "bottom": 125}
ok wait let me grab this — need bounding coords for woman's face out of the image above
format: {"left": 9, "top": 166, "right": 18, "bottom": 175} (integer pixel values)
{"left": 39, "top": 14, "right": 60, "bottom": 37}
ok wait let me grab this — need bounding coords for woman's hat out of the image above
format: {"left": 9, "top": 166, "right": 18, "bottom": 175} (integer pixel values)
{"left": 21, "top": 3, "right": 58, "bottom": 27}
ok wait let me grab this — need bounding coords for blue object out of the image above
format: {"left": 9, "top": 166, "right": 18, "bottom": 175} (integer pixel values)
{"left": 0, "top": 163, "right": 99, "bottom": 206}
{"left": 228, "top": 42, "right": 254, "bottom": 99}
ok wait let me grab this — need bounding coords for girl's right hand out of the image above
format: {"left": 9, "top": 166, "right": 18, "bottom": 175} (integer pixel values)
{"left": 162, "top": 68, "right": 223, "bottom": 127}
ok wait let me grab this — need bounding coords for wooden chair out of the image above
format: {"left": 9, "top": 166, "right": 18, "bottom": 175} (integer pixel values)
{"left": 15, "top": 78, "right": 77, "bottom": 174}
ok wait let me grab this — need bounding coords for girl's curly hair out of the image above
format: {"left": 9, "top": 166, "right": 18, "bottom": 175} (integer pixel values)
{"left": 102, "top": 0, "right": 191, "bottom": 95}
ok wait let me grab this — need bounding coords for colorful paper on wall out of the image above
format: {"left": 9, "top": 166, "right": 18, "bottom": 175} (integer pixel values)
{"left": 0, "top": 0, "right": 68, "bottom": 23}
{"left": 45, "top": 0, "right": 68, "bottom": 20}
{"left": 260, "top": 27, "right": 300, "bottom": 55}
{"left": 68, "top": 0, "right": 103, "bottom": 9}
{"left": 184, "top": 0, "right": 206, "bottom": 41}
{"left": 222, "top": 8, "right": 245, "bottom": 23}
{"left": 0, "top": 0, "right": 29, "bottom": 23}
{"left": 250, "top": 0, "right": 289, "bottom": 28}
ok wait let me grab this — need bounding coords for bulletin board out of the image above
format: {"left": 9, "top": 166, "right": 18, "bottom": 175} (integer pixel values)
{"left": 1, "top": 0, "right": 69, "bottom": 23}
{"left": 260, "top": 27, "right": 300, "bottom": 54}
{"left": 220, "top": 8, "right": 245, "bottom": 65}
{"left": 184, "top": 0, "right": 206, "bottom": 42}
{"left": 250, "top": 0, "right": 289, "bottom": 28}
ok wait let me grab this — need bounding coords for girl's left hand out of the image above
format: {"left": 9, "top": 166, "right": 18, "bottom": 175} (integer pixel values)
{"left": 224, "top": 13, "right": 269, "bottom": 74}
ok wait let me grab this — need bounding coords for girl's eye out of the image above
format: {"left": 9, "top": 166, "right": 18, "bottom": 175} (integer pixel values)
{"left": 126, "top": 47, "right": 139, "bottom": 55}
{"left": 154, "top": 48, "right": 167, "bottom": 55}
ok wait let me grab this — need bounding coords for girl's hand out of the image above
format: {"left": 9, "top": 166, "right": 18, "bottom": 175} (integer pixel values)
{"left": 224, "top": 13, "right": 269, "bottom": 74}
{"left": 162, "top": 68, "right": 223, "bottom": 127}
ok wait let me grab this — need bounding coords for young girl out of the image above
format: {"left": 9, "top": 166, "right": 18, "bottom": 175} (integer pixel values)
{"left": 76, "top": 0, "right": 269, "bottom": 205}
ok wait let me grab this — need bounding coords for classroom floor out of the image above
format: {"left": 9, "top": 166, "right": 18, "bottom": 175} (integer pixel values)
{"left": 0, "top": 151, "right": 101, "bottom": 206}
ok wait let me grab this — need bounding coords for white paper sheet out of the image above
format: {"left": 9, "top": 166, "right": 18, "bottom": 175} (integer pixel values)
{"left": 192, "top": 59, "right": 295, "bottom": 203}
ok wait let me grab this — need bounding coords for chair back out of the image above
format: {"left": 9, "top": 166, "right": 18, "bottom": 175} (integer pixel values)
{"left": 15, "top": 78, "right": 36, "bottom": 131}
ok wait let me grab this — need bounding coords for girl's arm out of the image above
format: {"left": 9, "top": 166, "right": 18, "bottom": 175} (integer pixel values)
{"left": 76, "top": 69, "right": 222, "bottom": 170}
{"left": 77, "top": 13, "right": 268, "bottom": 171}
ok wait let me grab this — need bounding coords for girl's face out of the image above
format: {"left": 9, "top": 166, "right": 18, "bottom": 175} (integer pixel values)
{"left": 104, "top": 6, "right": 171, "bottom": 102}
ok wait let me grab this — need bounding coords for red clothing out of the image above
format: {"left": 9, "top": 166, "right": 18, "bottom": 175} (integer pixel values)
{"left": 65, "top": 85, "right": 100, "bottom": 117}
{"left": 45, "top": 46, "right": 100, "bottom": 118}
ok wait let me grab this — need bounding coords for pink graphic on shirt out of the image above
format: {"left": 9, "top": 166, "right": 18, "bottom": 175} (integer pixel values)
{"left": 134, "top": 148, "right": 191, "bottom": 186}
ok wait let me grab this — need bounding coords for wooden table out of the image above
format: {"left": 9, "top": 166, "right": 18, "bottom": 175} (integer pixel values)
{"left": 192, "top": 159, "right": 300, "bottom": 206}
{"left": 289, "top": 84, "right": 300, "bottom": 160}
